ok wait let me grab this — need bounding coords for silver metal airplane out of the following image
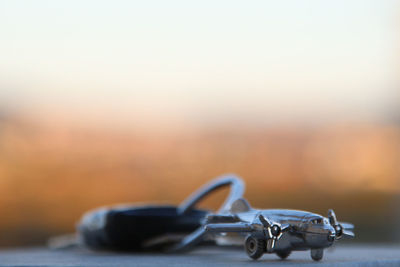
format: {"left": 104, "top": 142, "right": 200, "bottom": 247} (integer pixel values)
{"left": 168, "top": 176, "right": 354, "bottom": 261}
{"left": 202, "top": 198, "right": 354, "bottom": 261}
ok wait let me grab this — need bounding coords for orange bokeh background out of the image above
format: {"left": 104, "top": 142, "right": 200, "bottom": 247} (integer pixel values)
{"left": 1, "top": 115, "right": 399, "bottom": 246}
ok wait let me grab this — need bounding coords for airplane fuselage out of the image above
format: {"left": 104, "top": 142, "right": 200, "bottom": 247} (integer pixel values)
{"left": 229, "top": 209, "right": 336, "bottom": 252}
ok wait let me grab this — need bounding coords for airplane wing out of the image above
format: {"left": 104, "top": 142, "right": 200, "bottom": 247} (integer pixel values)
{"left": 205, "top": 223, "right": 254, "bottom": 233}
{"left": 206, "top": 214, "right": 240, "bottom": 223}
{"left": 169, "top": 222, "right": 253, "bottom": 252}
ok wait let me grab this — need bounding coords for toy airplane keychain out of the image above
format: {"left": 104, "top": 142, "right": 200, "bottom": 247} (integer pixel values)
{"left": 74, "top": 174, "right": 354, "bottom": 261}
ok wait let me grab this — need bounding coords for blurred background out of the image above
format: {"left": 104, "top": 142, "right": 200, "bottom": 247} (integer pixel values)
{"left": 0, "top": 0, "right": 399, "bottom": 247}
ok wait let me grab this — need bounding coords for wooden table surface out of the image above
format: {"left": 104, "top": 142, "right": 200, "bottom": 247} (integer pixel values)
{"left": 0, "top": 245, "right": 399, "bottom": 266}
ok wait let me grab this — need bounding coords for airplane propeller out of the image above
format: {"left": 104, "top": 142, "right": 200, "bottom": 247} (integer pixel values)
{"left": 328, "top": 209, "right": 354, "bottom": 240}
{"left": 328, "top": 209, "right": 342, "bottom": 239}
{"left": 259, "top": 214, "right": 290, "bottom": 252}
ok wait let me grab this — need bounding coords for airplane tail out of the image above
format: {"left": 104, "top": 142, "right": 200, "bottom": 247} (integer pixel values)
{"left": 230, "top": 198, "right": 252, "bottom": 213}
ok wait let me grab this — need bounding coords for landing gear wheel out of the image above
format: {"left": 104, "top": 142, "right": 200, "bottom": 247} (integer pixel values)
{"left": 245, "top": 235, "right": 264, "bottom": 260}
{"left": 276, "top": 251, "right": 291, "bottom": 259}
{"left": 311, "top": 249, "right": 324, "bottom": 261}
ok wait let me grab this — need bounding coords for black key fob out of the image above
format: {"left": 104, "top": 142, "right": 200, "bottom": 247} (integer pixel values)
{"left": 77, "top": 175, "right": 244, "bottom": 251}
{"left": 78, "top": 205, "right": 207, "bottom": 251}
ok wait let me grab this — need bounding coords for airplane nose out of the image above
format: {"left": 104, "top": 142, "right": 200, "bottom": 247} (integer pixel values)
{"left": 327, "top": 225, "right": 337, "bottom": 242}
{"left": 327, "top": 231, "right": 335, "bottom": 242}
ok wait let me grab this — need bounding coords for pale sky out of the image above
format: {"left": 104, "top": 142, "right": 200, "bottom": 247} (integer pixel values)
{"left": 0, "top": 0, "right": 399, "bottom": 128}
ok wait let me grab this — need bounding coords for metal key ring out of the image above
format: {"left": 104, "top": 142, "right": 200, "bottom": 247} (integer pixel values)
{"left": 171, "top": 174, "right": 245, "bottom": 252}
{"left": 178, "top": 174, "right": 245, "bottom": 215}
